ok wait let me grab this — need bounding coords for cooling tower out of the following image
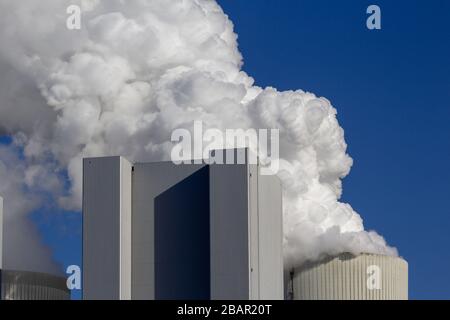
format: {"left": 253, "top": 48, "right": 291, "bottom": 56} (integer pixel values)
{"left": 291, "top": 253, "right": 408, "bottom": 300}
{"left": 0, "top": 270, "right": 70, "bottom": 300}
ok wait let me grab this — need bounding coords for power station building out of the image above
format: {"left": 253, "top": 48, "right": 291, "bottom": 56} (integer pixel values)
{"left": 82, "top": 150, "right": 284, "bottom": 300}
{"left": 1, "top": 157, "right": 409, "bottom": 300}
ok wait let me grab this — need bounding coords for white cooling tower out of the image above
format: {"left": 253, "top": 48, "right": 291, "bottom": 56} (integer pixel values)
{"left": 291, "top": 253, "right": 408, "bottom": 300}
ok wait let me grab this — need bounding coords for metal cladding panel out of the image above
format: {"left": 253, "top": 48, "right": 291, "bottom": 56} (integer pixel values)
{"left": 82, "top": 156, "right": 132, "bottom": 300}
{"left": 293, "top": 254, "right": 408, "bottom": 300}
{"left": 209, "top": 149, "right": 284, "bottom": 300}
{"left": 257, "top": 174, "right": 284, "bottom": 299}
{"left": 120, "top": 158, "right": 132, "bottom": 300}
{"left": 0, "top": 270, "right": 70, "bottom": 300}
{"left": 209, "top": 160, "right": 250, "bottom": 300}
{"left": 131, "top": 162, "right": 206, "bottom": 300}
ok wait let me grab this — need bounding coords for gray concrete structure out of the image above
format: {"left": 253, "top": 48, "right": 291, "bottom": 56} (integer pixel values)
{"left": 291, "top": 253, "right": 408, "bottom": 300}
{"left": 83, "top": 150, "right": 284, "bottom": 300}
{"left": 82, "top": 157, "right": 132, "bottom": 300}
{"left": 0, "top": 269, "right": 70, "bottom": 300}
{"left": 131, "top": 161, "right": 205, "bottom": 299}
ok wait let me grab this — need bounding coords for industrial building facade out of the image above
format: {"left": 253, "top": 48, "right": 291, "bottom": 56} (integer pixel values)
{"left": 83, "top": 150, "right": 284, "bottom": 300}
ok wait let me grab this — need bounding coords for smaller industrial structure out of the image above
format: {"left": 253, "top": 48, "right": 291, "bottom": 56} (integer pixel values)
{"left": 0, "top": 196, "right": 70, "bottom": 300}
{"left": 289, "top": 253, "right": 408, "bottom": 300}
{"left": 0, "top": 269, "right": 70, "bottom": 300}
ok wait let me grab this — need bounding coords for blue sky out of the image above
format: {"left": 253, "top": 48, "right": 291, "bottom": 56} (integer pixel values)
{"left": 217, "top": 0, "right": 450, "bottom": 299}
{"left": 2, "top": 0, "right": 449, "bottom": 300}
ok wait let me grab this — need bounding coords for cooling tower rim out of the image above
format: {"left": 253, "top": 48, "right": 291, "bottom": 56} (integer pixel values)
{"left": 0, "top": 269, "right": 70, "bottom": 295}
{"left": 1, "top": 268, "right": 65, "bottom": 278}
{"left": 291, "top": 252, "right": 408, "bottom": 274}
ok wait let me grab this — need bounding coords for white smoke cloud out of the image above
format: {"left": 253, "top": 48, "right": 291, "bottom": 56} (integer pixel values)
{"left": 0, "top": 143, "right": 62, "bottom": 274}
{"left": 0, "top": 0, "right": 397, "bottom": 271}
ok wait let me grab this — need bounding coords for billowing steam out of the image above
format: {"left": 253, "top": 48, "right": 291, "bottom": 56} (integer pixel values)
{"left": 0, "top": 0, "right": 396, "bottom": 272}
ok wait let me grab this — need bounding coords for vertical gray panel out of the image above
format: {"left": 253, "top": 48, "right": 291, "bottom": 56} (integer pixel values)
{"left": 209, "top": 161, "right": 250, "bottom": 299}
{"left": 248, "top": 164, "right": 259, "bottom": 298}
{"left": 120, "top": 158, "right": 132, "bottom": 300}
{"left": 83, "top": 156, "right": 132, "bottom": 300}
{"left": 131, "top": 162, "right": 205, "bottom": 300}
{"left": 257, "top": 174, "right": 284, "bottom": 299}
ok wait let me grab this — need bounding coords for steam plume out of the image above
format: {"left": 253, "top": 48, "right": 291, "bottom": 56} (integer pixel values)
{"left": 0, "top": 0, "right": 397, "bottom": 271}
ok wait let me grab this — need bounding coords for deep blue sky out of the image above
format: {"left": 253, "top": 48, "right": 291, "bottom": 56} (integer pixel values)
{"left": 2, "top": 0, "right": 449, "bottom": 300}
{"left": 217, "top": 0, "right": 450, "bottom": 299}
